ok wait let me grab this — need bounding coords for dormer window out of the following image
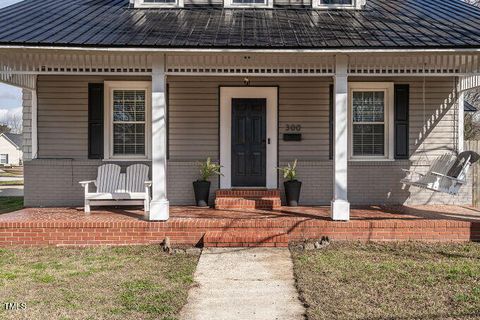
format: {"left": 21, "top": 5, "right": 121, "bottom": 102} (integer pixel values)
{"left": 134, "top": 0, "right": 183, "bottom": 7}
{"left": 313, "top": 0, "right": 365, "bottom": 9}
{"left": 225, "top": 0, "right": 271, "bottom": 8}
{"left": 133, "top": 0, "right": 365, "bottom": 8}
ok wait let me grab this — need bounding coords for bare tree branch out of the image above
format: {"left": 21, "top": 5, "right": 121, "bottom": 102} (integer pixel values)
{"left": 463, "top": 0, "right": 480, "bottom": 7}
{"left": 0, "top": 112, "right": 22, "bottom": 134}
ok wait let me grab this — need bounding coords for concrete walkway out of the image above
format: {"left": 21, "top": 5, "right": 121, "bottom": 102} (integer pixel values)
{"left": 179, "top": 248, "right": 305, "bottom": 320}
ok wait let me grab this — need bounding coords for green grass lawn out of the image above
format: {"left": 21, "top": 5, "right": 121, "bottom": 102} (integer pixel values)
{"left": 0, "top": 167, "right": 23, "bottom": 177}
{"left": 0, "top": 246, "right": 199, "bottom": 320}
{"left": 0, "top": 197, "right": 23, "bottom": 214}
{"left": 0, "top": 180, "right": 23, "bottom": 186}
{"left": 292, "top": 242, "right": 480, "bottom": 320}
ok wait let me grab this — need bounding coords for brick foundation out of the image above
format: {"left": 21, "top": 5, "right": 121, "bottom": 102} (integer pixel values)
{"left": 1, "top": 206, "right": 479, "bottom": 247}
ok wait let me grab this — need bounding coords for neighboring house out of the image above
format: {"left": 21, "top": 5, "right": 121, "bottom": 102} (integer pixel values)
{"left": 0, "top": 133, "right": 22, "bottom": 166}
{"left": 0, "top": 0, "right": 480, "bottom": 221}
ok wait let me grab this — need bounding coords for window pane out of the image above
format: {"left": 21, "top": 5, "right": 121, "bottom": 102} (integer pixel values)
{"left": 143, "top": 0, "right": 176, "bottom": 3}
{"left": 352, "top": 124, "right": 385, "bottom": 156}
{"left": 112, "top": 90, "right": 146, "bottom": 156}
{"left": 232, "top": 0, "right": 266, "bottom": 3}
{"left": 352, "top": 90, "right": 385, "bottom": 157}
{"left": 353, "top": 91, "right": 384, "bottom": 123}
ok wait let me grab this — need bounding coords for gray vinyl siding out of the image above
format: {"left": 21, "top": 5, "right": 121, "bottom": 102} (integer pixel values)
{"left": 22, "top": 89, "right": 33, "bottom": 160}
{"left": 33, "top": 75, "right": 459, "bottom": 164}
{"left": 26, "top": 74, "right": 467, "bottom": 207}
{"left": 168, "top": 76, "right": 331, "bottom": 161}
{"left": 36, "top": 75, "right": 149, "bottom": 159}
{"left": 168, "top": 76, "right": 458, "bottom": 162}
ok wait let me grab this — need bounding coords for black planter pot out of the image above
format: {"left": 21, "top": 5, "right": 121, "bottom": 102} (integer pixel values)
{"left": 284, "top": 180, "right": 302, "bottom": 207}
{"left": 193, "top": 180, "right": 211, "bottom": 207}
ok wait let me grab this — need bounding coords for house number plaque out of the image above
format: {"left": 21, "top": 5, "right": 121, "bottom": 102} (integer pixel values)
{"left": 283, "top": 124, "right": 302, "bottom": 141}
{"left": 286, "top": 124, "right": 302, "bottom": 132}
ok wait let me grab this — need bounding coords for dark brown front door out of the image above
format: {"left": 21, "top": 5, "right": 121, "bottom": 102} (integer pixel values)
{"left": 231, "top": 98, "right": 267, "bottom": 187}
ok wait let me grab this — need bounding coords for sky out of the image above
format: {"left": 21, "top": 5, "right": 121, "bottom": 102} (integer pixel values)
{"left": 0, "top": 0, "right": 25, "bottom": 127}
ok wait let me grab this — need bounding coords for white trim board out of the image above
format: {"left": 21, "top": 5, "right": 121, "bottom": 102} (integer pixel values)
{"left": 348, "top": 82, "right": 395, "bottom": 161}
{"left": 1, "top": 45, "right": 480, "bottom": 53}
{"left": 219, "top": 87, "right": 278, "bottom": 189}
{"left": 103, "top": 81, "right": 152, "bottom": 161}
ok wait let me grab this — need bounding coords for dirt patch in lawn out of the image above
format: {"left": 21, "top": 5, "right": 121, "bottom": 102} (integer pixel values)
{"left": 0, "top": 246, "right": 199, "bottom": 320}
{"left": 0, "top": 197, "right": 23, "bottom": 214}
{"left": 292, "top": 242, "right": 480, "bottom": 320}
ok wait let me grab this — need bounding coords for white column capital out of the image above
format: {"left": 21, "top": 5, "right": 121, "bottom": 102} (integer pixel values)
{"left": 334, "top": 54, "right": 349, "bottom": 77}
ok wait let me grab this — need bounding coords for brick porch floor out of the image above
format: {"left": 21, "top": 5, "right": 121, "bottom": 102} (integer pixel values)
{"left": 1, "top": 205, "right": 480, "bottom": 246}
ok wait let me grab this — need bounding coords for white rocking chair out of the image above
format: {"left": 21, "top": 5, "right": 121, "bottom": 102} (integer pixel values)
{"left": 79, "top": 164, "right": 151, "bottom": 213}
{"left": 401, "top": 151, "right": 480, "bottom": 195}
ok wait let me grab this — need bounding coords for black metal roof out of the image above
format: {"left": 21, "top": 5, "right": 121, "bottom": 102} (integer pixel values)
{"left": 0, "top": 0, "right": 480, "bottom": 49}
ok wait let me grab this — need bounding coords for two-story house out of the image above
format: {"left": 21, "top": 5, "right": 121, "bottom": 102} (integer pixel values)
{"left": 0, "top": 0, "right": 480, "bottom": 221}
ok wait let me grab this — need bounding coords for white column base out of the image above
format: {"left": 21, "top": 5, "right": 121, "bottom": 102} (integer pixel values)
{"left": 331, "top": 200, "right": 350, "bottom": 221}
{"left": 148, "top": 200, "right": 170, "bottom": 221}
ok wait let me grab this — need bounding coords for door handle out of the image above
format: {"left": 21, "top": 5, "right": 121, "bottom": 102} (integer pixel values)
{"left": 268, "top": 138, "right": 271, "bottom": 145}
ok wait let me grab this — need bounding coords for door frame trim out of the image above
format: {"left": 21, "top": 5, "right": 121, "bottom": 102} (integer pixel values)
{"left": 219, "top": 86, "right": 278, "bottom": 189}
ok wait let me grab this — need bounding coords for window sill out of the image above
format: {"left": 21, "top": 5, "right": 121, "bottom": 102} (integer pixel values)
{"left": 103, "top": 157, "right": 151, "bottom": 162}
{"left": 349, "top": 158, "right": 395, "bottom": 162}
{"left": 224, "top": 4, "right": 271, "bottom": 7}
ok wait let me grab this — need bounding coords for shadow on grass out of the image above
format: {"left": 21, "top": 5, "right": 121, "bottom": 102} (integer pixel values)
{"left": 0, "top": 196, "right": 23, "bottom": 214}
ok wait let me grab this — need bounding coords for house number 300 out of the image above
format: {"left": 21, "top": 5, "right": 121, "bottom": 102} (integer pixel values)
{"left": 286, "top": 124, "right": 301, "bottom": 132}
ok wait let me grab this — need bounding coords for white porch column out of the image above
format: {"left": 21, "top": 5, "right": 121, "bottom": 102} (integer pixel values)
{"left": 458, "top": 90, "right": 464, "bottom": 153}
{"left": 331, "top": 55, "right": 350, "bottom": 221}
{"left": 31, "top": 88, "right": 38, "bottom": 159}
{"left": 149, "top": 55, "right": 169, "bottom": 221}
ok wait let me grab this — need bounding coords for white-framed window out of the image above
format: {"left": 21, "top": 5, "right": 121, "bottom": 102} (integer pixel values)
{"left": 133, "top": 0, "right": 183, "bottom": 8}
{"left": 104, "top": 81, "right": 152, "bottom": 161}
{"left": 348, "top": 82, "right": 394, "bottom": 161}
{"left": 313, "top": 0, "right": 365, "bottom": 9}
{"left": 224, "top": 0, "right": 272, "bottom": 8}
{"left": 0, "top": 154, "right": 8, "bottom": 165}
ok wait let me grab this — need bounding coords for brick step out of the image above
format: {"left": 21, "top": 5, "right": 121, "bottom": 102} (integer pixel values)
{"left": 203, "top": 231, "right": 289, "bottom": 247}
{"left": 215, "top": 198, "right": 281, "bottom": 210}
{"left": 215, "top": 189, "right": 282, "bottom": 210}
{"left": 215, "top": 189, "right": 281, "bottom": 198}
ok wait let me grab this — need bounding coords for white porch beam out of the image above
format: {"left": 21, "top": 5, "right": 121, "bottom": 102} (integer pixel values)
{"left": 331, "top": 55, "right": 350, "bottom": 221}
{"left": 149, "top": 55, "right": 169, "bottom": 221}
{"left": 458, "top": 90, "right": 464, "bottom": 153}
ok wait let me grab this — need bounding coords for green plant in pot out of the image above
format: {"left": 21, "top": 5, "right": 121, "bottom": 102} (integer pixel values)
{"left": 277, "top": 159, "right": 302, "bottom": 207}
{"left": 193, "top": 158, "right": 223, "bottom": 207}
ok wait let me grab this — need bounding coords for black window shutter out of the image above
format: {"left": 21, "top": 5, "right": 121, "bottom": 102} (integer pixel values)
{"left": 329, "top": 84, "right": 334, "bottom": 160}
{"left": 394, "top": 84, "right": 409, "bottom": 159}
{"left": 88, "top": 83, "right": 104, "bottom": 159}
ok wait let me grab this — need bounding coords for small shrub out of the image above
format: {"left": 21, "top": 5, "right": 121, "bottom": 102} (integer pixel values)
{"left": 277, "top": 159, "right": 298, "bottom": 181}
{"left": 197, "top": 157, "right": 223, "bottom": 181}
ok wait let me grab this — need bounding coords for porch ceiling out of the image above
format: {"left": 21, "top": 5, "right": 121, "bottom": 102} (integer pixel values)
{"left": 0, "top": 0, "right": 480, "bottom": 50}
